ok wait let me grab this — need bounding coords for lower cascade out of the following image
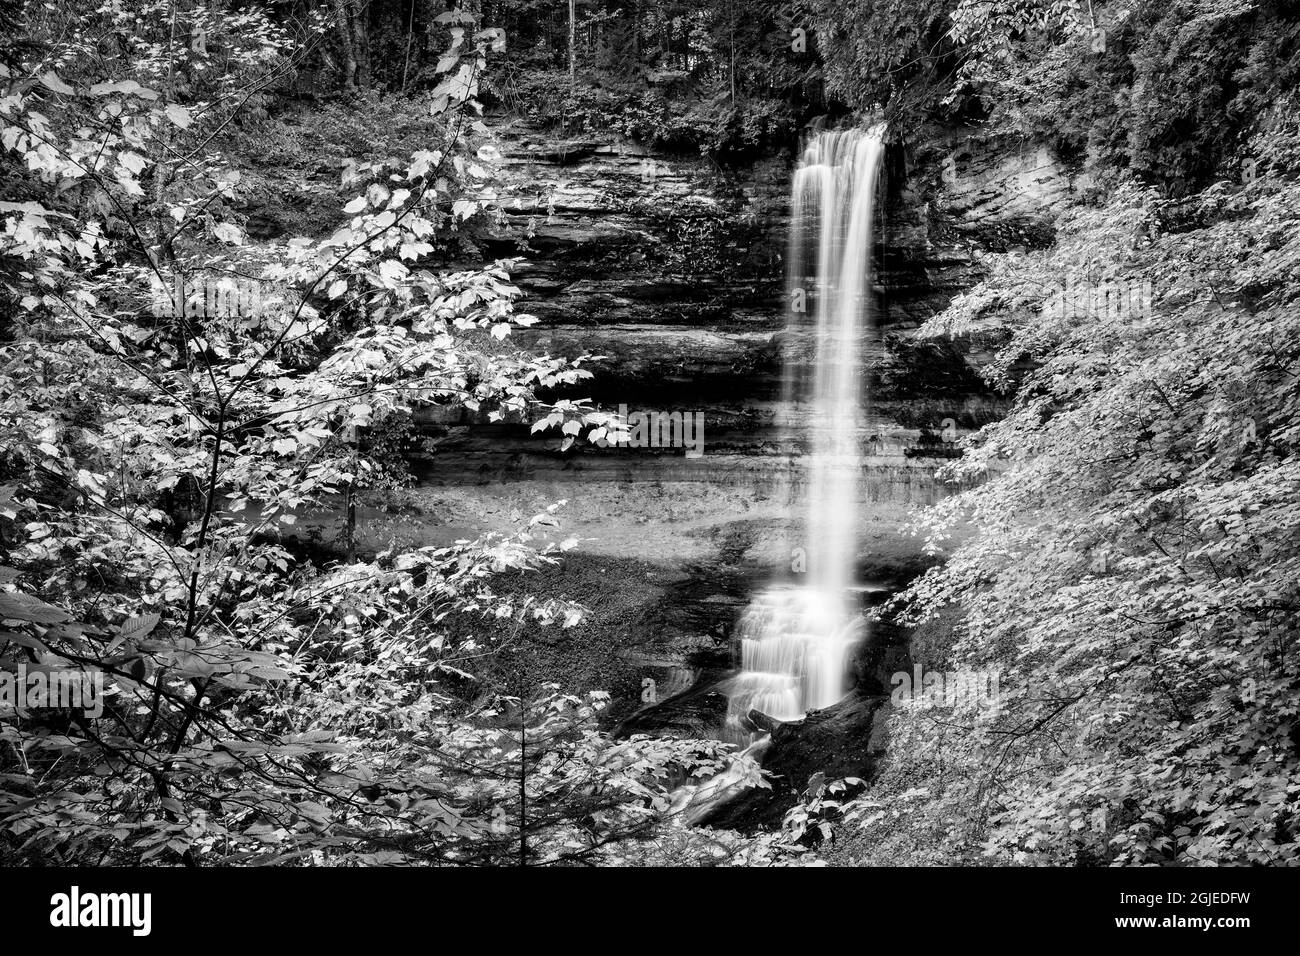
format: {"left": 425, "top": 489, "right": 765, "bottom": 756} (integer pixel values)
{"left": 726, "top": 125, "right": 885, "bottom": 739}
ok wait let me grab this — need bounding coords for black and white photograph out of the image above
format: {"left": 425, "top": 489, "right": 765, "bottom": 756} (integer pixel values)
{"left": 0, "top": 0, "right": 1293, "bottom": 936}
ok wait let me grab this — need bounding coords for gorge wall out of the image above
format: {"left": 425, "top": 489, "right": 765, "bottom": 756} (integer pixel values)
{"left": 341, "top": 117, "right": 1091, "bottom": 755}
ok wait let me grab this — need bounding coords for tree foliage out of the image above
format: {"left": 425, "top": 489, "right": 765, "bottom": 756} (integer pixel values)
{"left": 852, "top": 104, "right": 1300, "bottom": 865}
{"left": 0, "top": 0, "right": 751, "bottom": 866}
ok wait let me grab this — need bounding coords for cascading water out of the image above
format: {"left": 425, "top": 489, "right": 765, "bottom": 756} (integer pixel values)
{"left": 725, "top": 125, "right": 885, "bottom": 739}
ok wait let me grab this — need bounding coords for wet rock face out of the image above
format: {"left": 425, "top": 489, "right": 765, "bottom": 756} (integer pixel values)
{"left": 480, "top": 119, "right": 788, "bottom": 415}
{"left": 889, "top": 126, "right": 1097, "bottom": 253}
{"left": 939, "top": 137, "right": 1086, "bottom": 239}
{"left": 365, "top": 121, "right": 1073, "bottom": 765}
{"left": 393, "top": 117, "right": 1061, "bottom": 613}
{"left": 480, "top": 117, "right": 1020, "bottom": 408}
{"left": 432, "top": 116, "right": 1022, "bottom": 476}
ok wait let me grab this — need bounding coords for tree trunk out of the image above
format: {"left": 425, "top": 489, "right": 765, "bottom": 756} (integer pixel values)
{"left": 331, "top": 0, "right": 358, "bottom": 88}
{"left": 344, "top": 481, "right": 356, "bottom": 563}
{"left": 351, "top": 1, "right": 372, "bottom": 88}
{"left": 729, "top": 0, "right": 736, "bottom": 103}
{"left": 745, "top": 709, "right": 784, "bottom": 735}
{"left": 568, "top": 0, "right": 576, "bottom": 81}
{"left": 401, "top": 0, "right": 415, "bottom": 90}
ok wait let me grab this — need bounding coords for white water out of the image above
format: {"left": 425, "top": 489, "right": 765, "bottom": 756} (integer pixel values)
{"left": 725, "top": 125, "right": 885, "bottom": 738}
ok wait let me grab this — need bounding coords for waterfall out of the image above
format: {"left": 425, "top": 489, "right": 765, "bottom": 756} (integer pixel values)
{"left": 725, "top": 125, "right": 885, "bottom": 738}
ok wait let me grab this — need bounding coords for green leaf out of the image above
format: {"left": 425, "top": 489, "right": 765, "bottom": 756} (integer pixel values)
{"left": 0, "top": 592, "right": 70, "bottom": 624}
{"left": 39, "top": 72, "right": 75, "bottom": 95}
{"left": 119, "top": 612, "right": 161, "bottom": 643}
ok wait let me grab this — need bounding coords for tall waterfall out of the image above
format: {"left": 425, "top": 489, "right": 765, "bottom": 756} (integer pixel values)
{"left": 725, "top": 125, "right": 885, "bottom": 738}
